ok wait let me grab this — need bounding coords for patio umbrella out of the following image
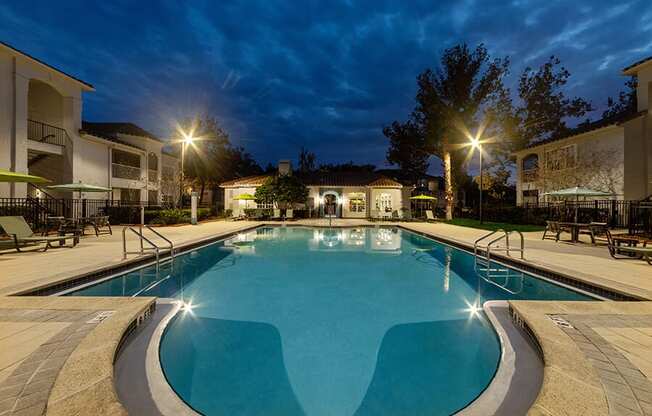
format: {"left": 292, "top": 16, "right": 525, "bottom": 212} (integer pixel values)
{"left": 0, "top": 169, "right": 50, "bottom": 184}
{"left": 233, "top": 193, "right": 256, "bottom": 210}
{"left": 410, "top": 194, "right": 437, "bottom": 217}
{"left": 542, "top": 187, "right": 613, "bottom": 223}
{"left": 47, "top": 182, "right": 112, "bottom": 199}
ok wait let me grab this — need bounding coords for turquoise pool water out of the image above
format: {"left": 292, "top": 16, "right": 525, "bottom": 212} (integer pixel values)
{"left": 69, "top": 226, "right": 592, "bottom": 415}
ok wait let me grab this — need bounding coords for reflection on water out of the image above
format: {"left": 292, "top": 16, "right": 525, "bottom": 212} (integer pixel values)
{"left": 70, "top": 226, "right": 592, "bottom": 416}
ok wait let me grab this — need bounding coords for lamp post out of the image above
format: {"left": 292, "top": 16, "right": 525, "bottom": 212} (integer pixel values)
{"left": 178, "top": 131, "right": 195, "bottom": 208}
{"left": 470, "top": 137, "right": 483, "bottom": 224}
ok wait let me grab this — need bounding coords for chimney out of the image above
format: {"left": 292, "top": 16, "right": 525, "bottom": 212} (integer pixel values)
{"left": 278, "top": 160, "right": 292, "bottom": 176}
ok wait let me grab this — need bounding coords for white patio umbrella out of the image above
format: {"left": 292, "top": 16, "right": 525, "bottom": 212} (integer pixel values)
{"left": 542, "top": 187, "right": 614, "bottom": 223}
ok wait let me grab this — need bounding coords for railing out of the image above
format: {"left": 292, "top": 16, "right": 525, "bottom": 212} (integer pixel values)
{"left": 517, "top": 200, "right": 632, "bottom": 228}
{"left": 0, "top": 198, "right": 164, "bottom": 231}
{"left": 122, "top": 225, "right": 174, "bottom": 271}
{"left": 27, "top": 119, "right": 69, "bottom": 147}
{"left": 112, "top": 163, "right": 142, "bottom": 180}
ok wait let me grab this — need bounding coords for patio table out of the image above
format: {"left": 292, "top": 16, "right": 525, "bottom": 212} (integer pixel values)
{"left": 558, "top": 222, "right": 592, "bottom": 243}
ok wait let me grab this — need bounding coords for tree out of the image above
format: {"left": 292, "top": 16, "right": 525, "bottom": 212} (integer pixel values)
{"left": 383, "top": 120, "right": 429, "bottom": 183}
{"left": 298, "top": 147, "right": 316, "bottom": 173}
{"left": 491, "top": 56, "right": 593, "bottom": 163}
{"left": 174, "top": 116, "right": 262, "bottom": 203}
{"left": 602, "top": 77, "right": 637, "bottom": 119}
{"left": 317, "top": 162, "right": 376, "bottom": 173}
{"left": 406, "top": 43, "right": 510, "bottom": 219}
{"left": 254, "top": 174, "right": 308, "bottom": 208}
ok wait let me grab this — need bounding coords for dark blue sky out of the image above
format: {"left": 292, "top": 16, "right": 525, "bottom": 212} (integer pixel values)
{"left": 1, "top": 1, "right": 651, "bottom": 174}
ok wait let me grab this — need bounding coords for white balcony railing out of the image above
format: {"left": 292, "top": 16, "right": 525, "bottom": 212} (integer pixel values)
{"left": 112, "top": 163, "right": 142, "bottom": 181}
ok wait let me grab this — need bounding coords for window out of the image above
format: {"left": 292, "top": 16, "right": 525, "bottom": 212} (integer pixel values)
{"left": 375, "top": 193, "right": 392, "bottom": 213}
{"left": 118, "top": 188, "right": 140, "bottom": 203}
{"left": 522, "top": 154, "right": 539, "bottom": 182}
{"left": 147, "top": 153, "right": 158, "bottom": 171}
{"left": 348, "top": 192, "right": 366, "bottom": 212}
{"left": 256, "top": 201, "right": 274, "bottom": 209}
{"left": 545, "top": 145, "right": 576, "bottom": 171}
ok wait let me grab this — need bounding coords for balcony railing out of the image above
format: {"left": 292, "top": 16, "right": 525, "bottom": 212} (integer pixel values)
{"left": 112, "top": 163, "right": 142, "bottom": 181}
{"left": 522, "top": 168, "right": 538, "bottom": 183}
{"left": 148, "top": 169, "right": 159, "bottom": 184}
{"left": 27, "top": 119, "right": 69, "bottom": 147}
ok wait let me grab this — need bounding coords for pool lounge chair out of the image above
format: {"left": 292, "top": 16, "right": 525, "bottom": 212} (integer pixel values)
{"left": 89, "top": 215, "right": 112, "bottom": 236}
{"left": 0, "top": 216, "right": 78, "bottom": 252}
{"left": 605, "top": 230, "right": 652, "bottom": 265}
{"left": 425, "top": 210, "right": 437, "bottom": 222}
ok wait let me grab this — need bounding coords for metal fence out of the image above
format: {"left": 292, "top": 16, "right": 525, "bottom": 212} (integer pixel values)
{"left": 0, "top": 198, "right": 163, "bottom": 231}
{"left": 517, "top": 200, "right": 633, "bottom": 228}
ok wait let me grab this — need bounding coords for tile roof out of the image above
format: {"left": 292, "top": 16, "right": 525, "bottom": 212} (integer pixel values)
{"left": 522, "top": 110, "right": 645, "bottom": 150}
{"left": 0, "top": 41, "right": 94, "bottom": 91}
{"left": 622, "top": 55, "right": 652, "bottom": 74}
{"left": 221, "top": 172, "right": 402, "bottom": 188}
{"left": 81, "top": 122, "right": 163, "bottom": 143}
{"left": 220, "top": 175, "right": 273, "bottom": 187}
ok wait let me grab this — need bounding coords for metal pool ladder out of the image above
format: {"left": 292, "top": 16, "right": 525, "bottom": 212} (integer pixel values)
{"left": 122, "top": 225, "right": 175, "bottom": 271}
{"left": 473, "top": 229, "right": 525, "bottom": 294}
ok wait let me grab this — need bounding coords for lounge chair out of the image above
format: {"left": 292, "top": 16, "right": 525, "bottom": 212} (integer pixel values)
{"left": 425, "top": 210, "right": 437, "bottom": 222}
{"left": 270, "top": 209, "right": 282, "bottom": 220}
{"left": 605, "top": 230, "right": 652, "bottom": 264}
{"left": 542, "top": 221, "right": 572, "bottom": 242}
{"left": 285, "top": 209, "right": 294, "bottom": 221}
{"left": 0, "top": 216, "right": 78, "bottom": 252}
{"left": 89, "top": 216, "right": 112, "bottom": 236}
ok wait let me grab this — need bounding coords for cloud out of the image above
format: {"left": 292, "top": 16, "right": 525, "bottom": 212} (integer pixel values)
{"left": 0, "top": 0, "right": 650, "bottom": 173}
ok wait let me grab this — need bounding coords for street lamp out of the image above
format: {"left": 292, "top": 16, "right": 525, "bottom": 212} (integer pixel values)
{"left": 469, "top": 136, "right": 484, "bottom": 224}
{"left": 178, "top": 129, "right": 196, "bottom": 207}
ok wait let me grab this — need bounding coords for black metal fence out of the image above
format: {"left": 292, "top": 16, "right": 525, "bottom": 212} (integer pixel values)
{"left": 460, "top": 199, "right": 652, "bottom": 235}
{"left": 0, "top": 198, "right": 163, "bottom": 231}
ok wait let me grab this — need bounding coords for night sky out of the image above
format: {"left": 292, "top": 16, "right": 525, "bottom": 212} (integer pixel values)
{"left": 1, "top": 1, "right": 650, "bottom": 175}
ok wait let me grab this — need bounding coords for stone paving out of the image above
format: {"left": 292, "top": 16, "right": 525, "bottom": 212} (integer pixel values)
{"left": 0, "top": 309, "right": 110, "bottom": 416}
{"left": 553, "top": 314, "right": 652, "bottom": 416}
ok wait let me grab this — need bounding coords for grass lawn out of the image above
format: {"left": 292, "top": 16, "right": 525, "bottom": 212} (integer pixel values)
{"left": 444, "top": 218, "right": 545, "bottom": 232}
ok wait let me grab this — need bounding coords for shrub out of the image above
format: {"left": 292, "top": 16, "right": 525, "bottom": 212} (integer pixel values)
{"left": 146, "top": 208, "right": 212, "bottom": 225}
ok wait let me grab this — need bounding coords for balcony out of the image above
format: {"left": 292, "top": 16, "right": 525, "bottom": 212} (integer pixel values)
{"left": 112, "top": 163, "right": 142, "bottom": 181}
{"left": 27, "top": 119, "right": 69, "bottom": 147}
{"left": 522, "top": 168, "right": 538, "bottom": 183}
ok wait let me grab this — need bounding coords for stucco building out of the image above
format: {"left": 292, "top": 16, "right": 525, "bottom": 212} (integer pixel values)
{"left": 513, "top": 55, "right": 652, "bottom": 204}
{"left": 0, "top": 41, "right": 179, "bottom": 204}
{"left": 221, "top": 161, "right": 418, "bottom": 218}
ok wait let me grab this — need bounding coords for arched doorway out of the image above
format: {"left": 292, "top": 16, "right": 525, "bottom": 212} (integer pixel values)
{"left": 321, "top": 191, "right": 340, "bottom": 218}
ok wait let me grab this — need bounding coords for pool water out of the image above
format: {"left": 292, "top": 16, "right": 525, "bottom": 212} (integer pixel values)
{"left": 69, "top": 226, "right": 592, "bottom": 415}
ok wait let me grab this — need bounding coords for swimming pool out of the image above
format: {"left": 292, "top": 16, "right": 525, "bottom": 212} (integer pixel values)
{"left": 68, "top": 226, "right": 592, "bottom": 415}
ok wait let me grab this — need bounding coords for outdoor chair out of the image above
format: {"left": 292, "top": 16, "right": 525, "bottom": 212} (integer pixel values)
{"left": 391, "top": 210, "right": 400, "bottom": 221}
{"left": 605, "top": 230, "right": 652, "bottom": 265}
{"left": 89, "top": 215, "right": 112, "bottom": 236}
{"left": 425, "top": 210, "right": 437, "bottom": 222}
{"left": 0, "top": 216, "right": 78, "bottom": 252}
{"left": 542, "top": 221, "right": 559, "bottom": 240}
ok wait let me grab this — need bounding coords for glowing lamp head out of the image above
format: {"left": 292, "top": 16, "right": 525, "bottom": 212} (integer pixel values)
{"left": 470, "top": 137, "right": 481, "bottom": 149}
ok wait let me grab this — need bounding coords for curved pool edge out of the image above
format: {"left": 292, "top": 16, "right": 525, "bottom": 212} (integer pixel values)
{"left": 145, "top": 299, "right": 202, "bottom": 416}
{"left": 124, "top": 299, "right": 543, "bottom": 416}
{"left": 456, "top": 300, "right": 543, "bottom": 416}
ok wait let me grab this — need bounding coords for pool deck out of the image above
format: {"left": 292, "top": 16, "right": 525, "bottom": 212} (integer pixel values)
{"left": 0, "top": 218, "right": 651, "bottom": 415}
